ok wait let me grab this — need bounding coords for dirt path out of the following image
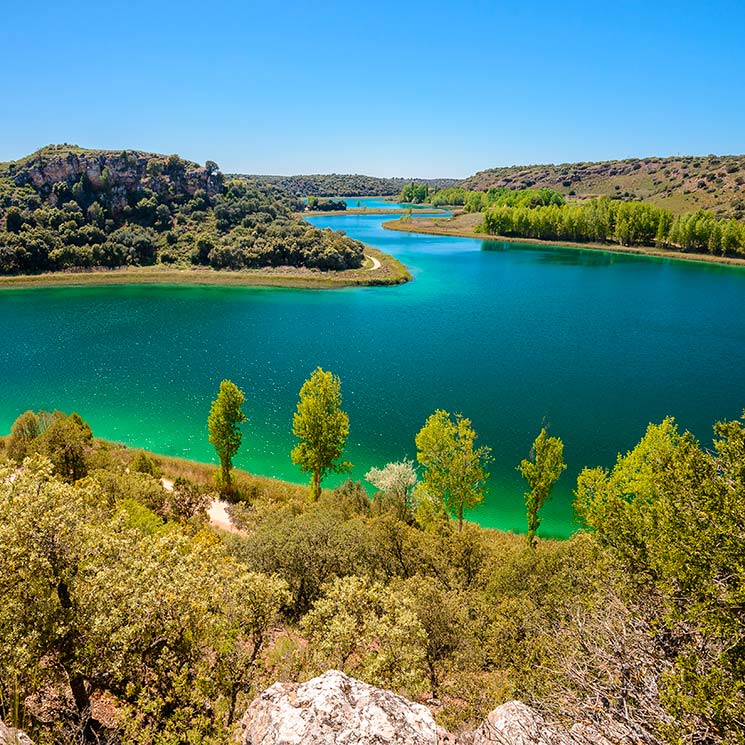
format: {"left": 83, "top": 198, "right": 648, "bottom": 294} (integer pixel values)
{"left": 207, "top": 499, "right": 242, "bottom": 533}
{"left": 366, "top": 254, "right": 382, "bottom": 270}
{"left": 161, "top": 477, "right": 241, "bottom": 534}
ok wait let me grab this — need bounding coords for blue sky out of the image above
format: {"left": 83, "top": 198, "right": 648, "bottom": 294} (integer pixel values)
{"left": 1, "top": 0, "right": 743, "bottom": 177}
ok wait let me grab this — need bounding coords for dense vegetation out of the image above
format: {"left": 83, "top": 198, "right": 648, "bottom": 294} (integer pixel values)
{"left": 398, "top": 182, "right": 430, "bottom": 203}
{"left": 0, "top": 145, "right": 366, "bottom": 274}
{"left": 430, "top": 186, "right": 566, "bottom": 210}
{"left": 305, "top": 195, "right": 347, "bottom": 211}
{"left": 480, "top": 196, "right": 745, "bottom": 254}
{"left": 459, "top": 154, "right": 745, "bottom": 219}
{"left": 244, "top": 173, "right": 457, "bottom": 198}
{"left": 1, "top": 381, "right": 743, "bottom": 744}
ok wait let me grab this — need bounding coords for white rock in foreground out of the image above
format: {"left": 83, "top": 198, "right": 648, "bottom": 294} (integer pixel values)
{"left": 239, "top": 670, "right": 612, "bottom": 745}
{"left": 0, "top": 719, "right": 33, "bottom": 745}
{"left": 239, "top": 669, "right": 447, "bottom": 744}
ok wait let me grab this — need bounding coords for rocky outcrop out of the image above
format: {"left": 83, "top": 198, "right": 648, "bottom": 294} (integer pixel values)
{"left": 239, "top": 671, "right": 611, "bottom": 745}
{"left": 239, "top": 670, "right": 448, "bottom": 744}
{"left": 0, "top": 719, "right": 33, "bottom": 745}
{"left": 7, "top": 145, "right": 222, "bottom": 213}
{"left": 460, "top": 700, "right": 611, "bottom": 744}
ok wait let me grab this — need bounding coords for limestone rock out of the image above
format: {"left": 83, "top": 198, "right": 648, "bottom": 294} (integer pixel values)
{"left": 0, "top": 719, "right": 33, "bottom": 745}
{"left": 463, "top": 701, "right": 611, "bottom": 745}
{"left": 239, "top": 671, "right": 612, "bottom": 745}
{"left": 239, "top": 669, "right": 447, "bottom": 745}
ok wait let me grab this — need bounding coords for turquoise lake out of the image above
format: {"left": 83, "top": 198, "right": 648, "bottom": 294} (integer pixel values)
{"left": 2, "top": 214, "right": 745, "bottom": 536}
{"left": 338, "top": 197, "right": 435, "bottom": 210}
{"left": 307, "top": 196, "right": 434, "bottom": 210}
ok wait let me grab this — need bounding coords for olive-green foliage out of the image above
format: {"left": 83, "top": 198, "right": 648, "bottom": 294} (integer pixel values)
{"left": 131, "top": 450, "right": 162, "bottom": 477}
{"left": 208, "top": 379, "right": 247, "bottom": 496}
{"left": 7, "top": 409, "right": 93, "bottom": 482}
{"left": 87, "top": 467, "right": 169, "bottom": 515}
{"left": 169, "top": 476, "right": 212, "bottom": 522}
{"left": 301, "top": 575, "right": 428, "bottom": 694}
{"left": 7, "top": 409, "right": 40, "bottom": 461}
{"left": 396, "top": 575, "right": 474, "bottom": 695}
{"left": 231, "top": 501, "right": 370, "bottom": 618}
{"left": 0, "top": 457, "right": 287, "bottom": 744}
{"left": 518, "top": 428, "right": 566, "bottom": 548}
{"left": 291, "top": 367, "right": 351, "bottom": 501}
{"left": 575, "top": 415, "right": 745, "bottom": 743}
{"left": 415, "top": 410, "right": 492, "bottom": 532}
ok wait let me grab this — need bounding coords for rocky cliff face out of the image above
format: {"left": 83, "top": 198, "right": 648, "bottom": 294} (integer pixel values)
{"left": 239, "top": 670, "right": 611, "bottom": 745}
{"left": 6, "top": 145, "right": 222, "bottom": 213}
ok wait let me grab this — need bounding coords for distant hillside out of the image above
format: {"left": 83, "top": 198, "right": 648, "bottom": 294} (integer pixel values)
{"left": 460, "top": 154, "right": 745, "bottom": 219}
{"left": 0, "top": 145, "right": 365, "bottom": 275}
{"left": 237, "top": 173, "right": 459, "bottom": 198}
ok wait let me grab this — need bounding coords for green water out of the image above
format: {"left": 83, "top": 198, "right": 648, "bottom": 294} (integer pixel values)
{"left": 2, "top": 213, "right": 745, "bottom": 536}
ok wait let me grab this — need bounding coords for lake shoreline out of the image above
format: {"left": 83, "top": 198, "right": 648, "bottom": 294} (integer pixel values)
{"left": 0, "top": 247, "right": 412, "bottom": 290}
{"left": 383, "top": 216, "right": 745, "bottom": 269}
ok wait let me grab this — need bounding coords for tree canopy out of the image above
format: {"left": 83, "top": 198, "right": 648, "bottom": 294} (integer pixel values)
{"left": 208, "top": 379, "right": 247, "bottom": 495}
{"left": 518, "top": 427, "right": 566, "bottom": 548}
{"left": 291, "top": 367, "right": 351, "bottom": 501}
{"left": 414, "top": 410, "right": 491, "bottom": 532}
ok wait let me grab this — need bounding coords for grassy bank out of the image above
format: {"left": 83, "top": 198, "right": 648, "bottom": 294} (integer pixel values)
{"left": 0, "top": 247, "right": 412, "bottom": 290}
{"left": 383, "top": 213, "right": 745, "bottom": 269}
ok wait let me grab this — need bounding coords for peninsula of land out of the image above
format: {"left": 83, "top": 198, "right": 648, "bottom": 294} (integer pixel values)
{"left": 0, "top": 145, "right": 409, "bottom": 288}
{"left": 383, "top": 212, "right": 745, "bottom": 268}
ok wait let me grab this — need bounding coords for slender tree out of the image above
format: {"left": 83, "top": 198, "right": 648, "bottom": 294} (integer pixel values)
{"left": 291, "top": 367, "right": 351, "bottom": 501}
{"left": 518, "top": 427, "right": 566, "bottom": 548}
{"left": 415, "top": 410, "right": 491, "bottom": 532}
{"left": 208, "top": 379, "right": 246, "bottom": 496}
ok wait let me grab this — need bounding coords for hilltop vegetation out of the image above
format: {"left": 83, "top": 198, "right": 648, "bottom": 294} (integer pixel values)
{"left": 1, "top": 380, "right": 743, "bottom": 744}
{"left": 0, "top": 145, "right": 366, "bottom": 275}
{"left": 243, "top": 173, "right": 458, "bottom": 198}
{"left": 459, "top": 154, "right": 745, "bottom": 219}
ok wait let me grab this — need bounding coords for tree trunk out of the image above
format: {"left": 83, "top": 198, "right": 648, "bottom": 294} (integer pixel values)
{"left": 311, "top": 471, "right": 321, "bottom": 501}
{"left": 227, "top": 685, "right": 238, "bottom": 727}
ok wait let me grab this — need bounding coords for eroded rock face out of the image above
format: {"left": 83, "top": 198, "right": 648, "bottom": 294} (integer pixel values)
{"left": 239, "top": 670, "right": 447, "bottom": 745}
{"left": 462, "top": 700, "right": 605, "bottom": 745}
{"left": 239, "top": 671, "right": 611, "bottom": 745}
{"left": 0, "top": 719, "right": 33, "bottom": 745}
{"left": 9, "top": 147, "right": 222, "bottom": 214}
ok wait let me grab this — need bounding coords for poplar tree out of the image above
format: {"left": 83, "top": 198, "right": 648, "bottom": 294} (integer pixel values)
{"left": 208, "top": 379, "right": 246, "bottom": 496}
{"left": 415, "top": 410, "right": 491, "bottom": 532}
{"left": 291, "top": 367, "right": 351, "bottom": 501}
{"left": 518, "top": 427, "right": 566, "bottom": 548}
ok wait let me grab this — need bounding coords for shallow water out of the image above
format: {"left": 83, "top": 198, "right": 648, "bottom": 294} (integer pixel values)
{"left": 2, "top": 214, "right": 745, "bottom": 536}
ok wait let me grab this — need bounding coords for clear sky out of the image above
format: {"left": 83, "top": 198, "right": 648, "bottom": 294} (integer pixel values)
{"left": 1, "top": 0, "right": 743, "bottom": 178}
